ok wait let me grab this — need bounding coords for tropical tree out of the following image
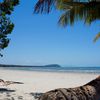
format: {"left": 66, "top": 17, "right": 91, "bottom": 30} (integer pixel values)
{"left": 34, "top": 0, "right": 100, "bottom": 42}
{"left": 0, "top": 0, "right": 19, "bottom": 56}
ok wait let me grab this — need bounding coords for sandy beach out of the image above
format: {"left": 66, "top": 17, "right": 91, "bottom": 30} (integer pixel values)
{"left": 0, "top": 68, "right": 99, "bottom": 100}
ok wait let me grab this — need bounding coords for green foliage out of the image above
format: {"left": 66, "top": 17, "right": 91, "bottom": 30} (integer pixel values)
{"left": 34, "top": 0, "right": 100, "bottom": 25}
{"left": 58, "top": 1, "right": 100, "bottom": 26}
{"left": 0, "top": 0, "right": 19, "bottom": 57}
{"left": 34, "top": 0, "right": 100, "bottom": 41}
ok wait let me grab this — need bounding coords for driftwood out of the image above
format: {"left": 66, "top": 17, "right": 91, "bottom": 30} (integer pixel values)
{"left": 0, "top": 79, "right": 24, "bottom": 86}
{"left": 39, "top": 76, "right": 100, "bottom": 100}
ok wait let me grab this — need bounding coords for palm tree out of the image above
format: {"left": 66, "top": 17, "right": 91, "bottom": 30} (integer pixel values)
{"left": 39, "top": 76, "right": 100, "bottom": 100}
{"left": 34, "top": 0, "right": 100, "bottom": 41}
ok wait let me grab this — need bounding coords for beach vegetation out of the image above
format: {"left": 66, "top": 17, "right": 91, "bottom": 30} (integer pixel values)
{"left": 0, "top": 0, "right": 19, "bottom": 56}
{"left": 34, "top": 0, "right": 100, "bottom": 42}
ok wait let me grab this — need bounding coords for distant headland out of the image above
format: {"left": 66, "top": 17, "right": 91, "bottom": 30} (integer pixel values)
{"left": 0, "top": 64, "right": 61, "bottom": 68}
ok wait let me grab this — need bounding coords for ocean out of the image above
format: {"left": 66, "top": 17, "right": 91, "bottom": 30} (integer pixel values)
{"left": 0, "top": 66, "right": 100, "bottom": 74}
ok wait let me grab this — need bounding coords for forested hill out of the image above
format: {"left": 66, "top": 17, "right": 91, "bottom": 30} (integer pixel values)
{"left": 0, "top": 64, "right": 61, "bottom": 68}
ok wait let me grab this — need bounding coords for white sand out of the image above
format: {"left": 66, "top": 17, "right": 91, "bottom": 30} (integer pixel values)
{"left": 0, "top": 68, "right": 99, "bottom": 100}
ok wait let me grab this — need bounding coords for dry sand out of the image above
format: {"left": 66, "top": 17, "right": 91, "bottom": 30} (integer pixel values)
{"left": 0, "top": 68, "right": 99, "bottom": 100}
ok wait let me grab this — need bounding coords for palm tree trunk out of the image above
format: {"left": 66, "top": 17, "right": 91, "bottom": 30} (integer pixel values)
{"left": 39, "top": 76, "right": 100, "bottom": 100}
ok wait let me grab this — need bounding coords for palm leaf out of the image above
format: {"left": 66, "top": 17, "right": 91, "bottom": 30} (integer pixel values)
{"left": 34, "top": 0, "right": 55, "bottom": 13}
{"left": 58, "top": 1, "right": 100, "bottom": 25}
{"left": 94, "top": 32, "right": 100, "bottom": 42}
{"left": 34, "top": 0, "right": 100, "bottom": 25}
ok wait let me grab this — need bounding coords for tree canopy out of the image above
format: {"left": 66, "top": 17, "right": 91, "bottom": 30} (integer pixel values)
{"left": 34, "top": 0, "right": 100, "bottom": 41}
{"left": 0, "top": 0, "right": 19, "bottom": 56}
{"left": 0, "top": 0, "right": 99, "bottom": 56}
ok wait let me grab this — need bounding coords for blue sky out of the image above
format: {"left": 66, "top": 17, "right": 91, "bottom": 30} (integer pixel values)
{"left": 0, "top": 0, "right": 100, "bottom": 66}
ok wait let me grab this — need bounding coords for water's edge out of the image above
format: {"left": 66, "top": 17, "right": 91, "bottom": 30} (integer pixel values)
{"left": 0, "top": 66, "right": 100, "bottom": 74}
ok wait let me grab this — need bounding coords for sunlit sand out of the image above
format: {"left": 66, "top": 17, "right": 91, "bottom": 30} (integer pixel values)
{"left": 0, "top": 68, "right": 99, "bottom": 100}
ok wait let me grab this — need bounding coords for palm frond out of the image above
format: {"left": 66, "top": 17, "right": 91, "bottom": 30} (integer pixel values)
{"left": 94, "top": 32, "right": 100, "bottom": 42}
{"left": 34, "top": 0, "right": 100, "bottom": 25}
{"left": 34, "top": 0, "right": 55, "bottom": 13}
{"left": 58, "top": 1, "right": 100, "bottom": 26}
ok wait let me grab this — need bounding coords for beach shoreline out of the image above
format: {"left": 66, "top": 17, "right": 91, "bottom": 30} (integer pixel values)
{"left": 0, "top": 68, "right": 99, "bottom": 100}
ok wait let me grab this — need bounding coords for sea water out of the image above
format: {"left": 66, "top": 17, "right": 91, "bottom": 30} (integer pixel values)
{"left": 0, "top": 66, "right": 100, "bottom": 74}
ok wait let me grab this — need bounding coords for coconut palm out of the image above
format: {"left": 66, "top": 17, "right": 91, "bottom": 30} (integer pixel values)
{"left": 34, "top": 0, "right": 100, "bottom": 41}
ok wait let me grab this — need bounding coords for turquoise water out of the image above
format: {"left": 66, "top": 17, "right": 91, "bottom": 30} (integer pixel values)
{"left": 1, "top": 66, "right": 100, "bottom": 74}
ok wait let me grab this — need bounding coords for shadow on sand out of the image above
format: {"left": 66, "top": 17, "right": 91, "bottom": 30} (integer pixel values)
{"left": 30, "top": 92, "right": 43, "bottom": 99}
{"left": 0, "top": 88, "right": 15, "bottom": 93}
